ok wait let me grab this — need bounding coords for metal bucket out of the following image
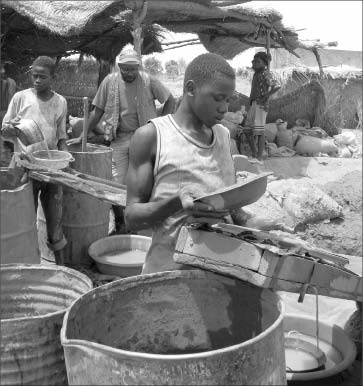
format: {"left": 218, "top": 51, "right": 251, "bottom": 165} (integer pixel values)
{"left": 0, "top": 264, "right": 93, "bottom": 385}
{"left": 0, "top": 168, "right": 40, "bottom": 264}
{"left": 62, "top": 144, "right": 112, "bottom": 266}
{"left": 61, "top": 270, "right": 286, "bottom": 385}
{"left": 14, "top": 118, "right": 44, "bottom": 147}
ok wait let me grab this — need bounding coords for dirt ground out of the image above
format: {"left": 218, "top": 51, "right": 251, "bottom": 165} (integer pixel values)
{"left": 34, "top": 129, "right": 363, "bottom": 386}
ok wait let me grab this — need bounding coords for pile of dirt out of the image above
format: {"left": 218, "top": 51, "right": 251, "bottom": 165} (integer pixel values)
{"left": 301, "top": 170, "right": 362, "bottom": 256}
{"left": 259, "top": 156, "right": 362, "bottom": 257}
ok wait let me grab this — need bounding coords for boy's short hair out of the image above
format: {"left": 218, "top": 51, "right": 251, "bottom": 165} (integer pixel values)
{"left": 31, "top": 56, "right": 57, "bottom": 75}
{"left": 184, "top": 53, "right": 235, "bottom": 88}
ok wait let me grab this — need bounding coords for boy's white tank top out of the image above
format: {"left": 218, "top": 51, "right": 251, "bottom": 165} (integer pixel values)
{"left": 142, "top": 114, "right": 235, "bottom": 274}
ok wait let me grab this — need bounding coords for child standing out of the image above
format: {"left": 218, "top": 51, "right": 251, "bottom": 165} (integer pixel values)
{"left": 244, "top": 52, "right": 280, "bottom": 164}
{"left": 1, "top": 56, "right": 68, "bottom": 264}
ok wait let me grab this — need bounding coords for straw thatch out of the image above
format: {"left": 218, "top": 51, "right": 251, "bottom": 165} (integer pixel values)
{"left": 228, "top": 80, "right": 326, "bottom": 131}
{"left": 2, "top": 0, "right": 302, "bottom": 67}
{"left": 273, "top": 68, "right": 363, "bottom": 133}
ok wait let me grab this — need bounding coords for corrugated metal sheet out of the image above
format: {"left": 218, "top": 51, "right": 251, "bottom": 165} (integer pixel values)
{"left": 1, "top": 264, "right": 93, "bottom": 385}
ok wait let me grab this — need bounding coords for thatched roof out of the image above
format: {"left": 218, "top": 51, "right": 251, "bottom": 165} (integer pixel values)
{"left": 2, "top": 0, "right": 302, "bottom": 67}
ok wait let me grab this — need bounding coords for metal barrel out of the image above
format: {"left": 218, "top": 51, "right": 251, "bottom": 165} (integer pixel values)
{"left": 0, "top": 168, "right": 40, "bottom": 264}
{"left": 1, "top": 264, "right": 93, "bottom": 385}
{"left": 62, "top": 144, "right": 112, "bottom": 267}
{"left": 61, "top": 269, "right": 286, "bottom": 385}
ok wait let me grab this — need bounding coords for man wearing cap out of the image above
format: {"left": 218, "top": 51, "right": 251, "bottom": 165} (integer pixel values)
{"left": 72, "top": 46, "right": 175, "bottom": 234}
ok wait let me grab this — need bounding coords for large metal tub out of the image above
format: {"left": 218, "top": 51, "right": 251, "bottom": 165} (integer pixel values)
{"left": 62, "top": 144, "right": 112, "bottom": 267}
{"left": 1, "top": 264, "right": 93, "bottom": 385}
{"left": 61, "top": 270, "right": 286, "bottom": 385}
{"left": 0, "top": 168, "right": 39, "bottom": 264}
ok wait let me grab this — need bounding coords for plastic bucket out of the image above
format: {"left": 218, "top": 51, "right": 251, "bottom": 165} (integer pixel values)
{"left": 0, "top": 168, "right": 40, "bottom": 264}
{"left": 284, "top": 313, "right": 357, "bottom": 382}
{"left": 61, "top": 270, "right": 286, "bottom": 385}
{"left": 88, "top": 235, "right": 151, "bottom": 277}
{"left": 0, "top": 264, "right": 93, "bottom": 385}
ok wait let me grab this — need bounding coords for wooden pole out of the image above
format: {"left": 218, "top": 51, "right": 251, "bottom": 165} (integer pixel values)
{"left": 266, "top": 28, "right": 271, "bottom": 71}
{"left": 131, "top": 0, "right": 148, "bottom": 62}
{"left": 312, "top": 47, "right": 324, "bottom": 78}
{"left": 82, "top": 97, "right": 89, "bottom": 152}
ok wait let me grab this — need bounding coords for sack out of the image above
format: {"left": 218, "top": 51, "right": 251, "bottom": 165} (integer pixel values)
{"left": 295, "top": 118, "right": 311, "bottom": 128}
{"left": 338, "top": 146, "right": 352, "bottom": 158}
{"left": 267, "top": 143, "right": 295, "bottom": 157}
{"left": 221, "top": 119, "right": 241, "bottom": 140}
{"left": 265, "top": 123, "right": 278, "bottom": 143}
{"left": 69, "top": 115, "right": 104, "bottom": 138}
{"left": 230, "top": 138, "right": 240, "bottom": 155}
{"left": 334, "top": 132, "right": 357, "bottom": 146}
{"left": 296, "top": 127, "right": 328, "bottom": 139}
{"left": 267, "top": 178, "right": 343, "bottom": 225}
{"left": 222, "top": 110, "right": 245, "bottom": 140}
{"left": 224, "top": 111, "right": 244, "bottom": 124}
{"left": 243, "top": 192, "right": 298, "bottom": 231}
{"left": 276, "top": 128, "right": 294, "bottom": 149}
{"left": 295, "top": 135, "right": 338, "bottom": 156}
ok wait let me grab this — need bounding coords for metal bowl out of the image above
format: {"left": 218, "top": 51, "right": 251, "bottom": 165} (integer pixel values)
{"left": 31, "top": 150, "right": 74, "bottom": 170}
{"left": 193, "top": 172, "right": 272, "bottom": 210}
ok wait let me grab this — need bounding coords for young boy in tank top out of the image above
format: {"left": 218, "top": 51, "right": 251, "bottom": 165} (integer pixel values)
{"left": 1, "top": 56, "right": 68, "bottom": 265}
{"left": 125, "top": 53, "right": 246, "bottom": 274}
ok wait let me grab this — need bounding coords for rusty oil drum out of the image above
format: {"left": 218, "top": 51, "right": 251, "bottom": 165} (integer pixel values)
{"left": 0, "top": 168, "right": 40, "bottom": 264}
{"left": 1, "top": 264, "right": 93, "bottom": 385}
{"left": 62, "top": 144, "right": 112, "bottom": 266}
{"left": 61, "top": 270, "right": 286, "bottom": 385}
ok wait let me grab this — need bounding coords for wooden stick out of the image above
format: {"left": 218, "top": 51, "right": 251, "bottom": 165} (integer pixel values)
{"left": 82, "top": 97, "right": 89, "bottom": 152}
{"left": 266, "top": 28, "right": 271, "bottom": 71}
{"left": 29, "top": 170, "right": 126, "bottom": 207}
{"left": 163, "top": 42, "right": 202, "bottom": 51}
{"left": 161, "top": 38, "right": 200, "bottom": 46}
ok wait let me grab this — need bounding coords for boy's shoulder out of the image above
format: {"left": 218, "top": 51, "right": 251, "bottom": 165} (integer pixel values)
{"left": 13, "top": 88, "right": 33, "bottom": 97}
{"left": 9, "top": 88, "right": 33, "bottom": 102}
{"left": 214, "top": 122, "right": 230, "bottom": 136}
{"left": 52, "top": 90, "right": 67, "bottom": 103}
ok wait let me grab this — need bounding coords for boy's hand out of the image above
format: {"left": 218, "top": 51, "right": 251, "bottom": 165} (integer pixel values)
{"left": 178, "top": 187, "right": 229, "bottom": 218}
{"left": 66, "top": 136, "right": 82, "bottom": 146}
{"left": 58, "top": 139, "right": 68, "bottom": 151}
{"left": 1, "top": 123, "right": 18, "bottom": 138}
{"left": 1, "top": 117, "right": 21, "bottom": 137}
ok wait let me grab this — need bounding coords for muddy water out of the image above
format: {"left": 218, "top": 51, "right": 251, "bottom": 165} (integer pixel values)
{"left": 285, "top": 348, "right": 320, "bottom": 372}
{"left": 99, "top": 249, "right": 146, "bottom": 265}
{"left": 285, "top": 332, "right": 342, "bottom": 372}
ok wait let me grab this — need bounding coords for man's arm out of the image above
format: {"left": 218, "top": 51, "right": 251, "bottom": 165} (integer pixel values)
{"left": 264, "top": 86, "right": 281, "bottom": 100}
{"left": 263, "top": 72, "right": 281, "bottom": 102}
{"left": 150, "top": 76, "right": 175, "bottom": 115}
{"left": 124, "top": 123, "right": 183, "bottom": 231}
{"left": 1, "top": 93, "right": 19, "bottom": 138}
{"left": 87, "top": 106, "right": 104, "bottom": 135}
{"left": 67, "top": 76, "right": 108, "bottom": 144}
{"left": 160, "top": 94, "right": 175, "bottom": 116}
{"left": 57, "top": 98, "right": 68, "bottom": 151}
{"left": 125, "top": 123, "right": 217, "bottom": 231}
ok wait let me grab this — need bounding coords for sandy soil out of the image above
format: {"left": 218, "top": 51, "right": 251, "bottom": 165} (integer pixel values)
{"left": 36, "top": 130, "right": 362, "bottom": 384}
{"left": 259, "top": 156, "right": 362, "bottom": 257}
